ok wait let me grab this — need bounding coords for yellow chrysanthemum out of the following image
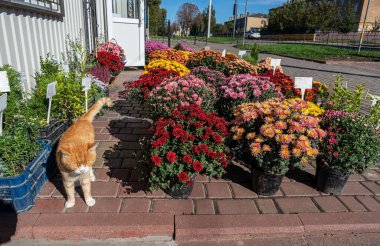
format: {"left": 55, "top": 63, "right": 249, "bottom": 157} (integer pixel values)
{"left": 144, "top": 59, "right": 190, "bottom": 76}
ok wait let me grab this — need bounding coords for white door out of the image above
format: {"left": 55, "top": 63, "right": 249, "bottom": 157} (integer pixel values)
{"left": 107, "top": 0, "right": 145, "bottom": 66}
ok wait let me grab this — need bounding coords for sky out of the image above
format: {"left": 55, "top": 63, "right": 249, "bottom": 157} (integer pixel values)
{"left": 160, "top": 0, "right": 288, "bottom": 23}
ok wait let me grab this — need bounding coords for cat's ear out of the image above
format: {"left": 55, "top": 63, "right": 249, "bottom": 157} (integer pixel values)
{"left": 59, "top": 146, "right": 71, "bottom": 157}
{"left": 88, "top": 142, "right": 99, "bottom": 152}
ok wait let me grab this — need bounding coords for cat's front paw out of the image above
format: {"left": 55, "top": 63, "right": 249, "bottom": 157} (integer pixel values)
{"left": 85, "top": 197, "right": 96, "bottom": 207}
{"left": 65, "top": 200, "right": 75, "bottom": 208}
{"left": 90, "top": 174, "right": 96, "bottom": 182}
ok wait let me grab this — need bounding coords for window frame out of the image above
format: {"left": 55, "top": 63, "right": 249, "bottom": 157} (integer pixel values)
{"left": 0, "top": 0, "right": 65, "bottom": 17}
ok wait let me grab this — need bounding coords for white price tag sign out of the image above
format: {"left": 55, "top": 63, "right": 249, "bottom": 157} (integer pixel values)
{"left": 294, "top": 77, "right": 313, "bottom": 100}
{"left": 204, "top": 46, "right": 210, "bottom": 51}
{"left": 46, "top": 82, "right": 57, "bottom": 99}
{"left": 222, "top": 49, "right": 226, "bottom": 57}
{"left": 62, "top": 65, "right": 69, "bottom": 73}
{"left": 238, "top": 50, "right": 246, "bottom": 58}
{"left": 0, "top": 71, "right": 10, "bottom": 93}
{"left": 270, "top": 59, "right": 281, "bottom": 75}
{"left": 0, "top": 93, "right": 7, "bottom": 112}
{"left": 82, "top": 77, "right": 92, "bottom": 91}
{"left": 0, "top": 93, "right": 7, "bottom": 136}
{"left": 371, "top": 95, "right": 380, "bottom": 106}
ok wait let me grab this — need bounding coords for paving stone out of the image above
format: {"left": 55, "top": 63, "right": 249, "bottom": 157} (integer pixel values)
{"left": 64, "top": 199, "right": 89, "bottom": 213}
{"left": 152, "top": 199, "right": 194, "bottom": 215}
{"left": 39, "top": 182, "right": 56, "bottom": 198}
{"left": 175, "top": 214, "right": 303, "bottom": 241}
{"left": 93, "top": 168, "right": 111, "bottom": 182}
{"left": 91, "top": 182, "right": 119, "bottom": 197}
{"left": 338, "top": 196, "right": 367, "bottom": 212}
{"left": 216, "top": 200, "right": 259, "bottom": 215}
{"left": 340, "top": 182, "right": 372, "bottom": 196}
{"left": 361, "top": 181, "right": 380, "bottom": 195}
{"left": 33, "top": 213, "right": 173, "bottom": 240}
{"left": 299, "top": 212, "right": 380, "bottom": 233}
{"left": 121, "top": 158, "right": 139, "bottom": 168}
{"left": 194, "top": 200, "right": 215, "bottom": 215}
{"left": 89, "top": 198, "right": 122, "bottom": 213}
{"left": 129, "top": 169, "right": 144, "bottom": 182}
{"left": 120, "top": 198, "right": 151, "bottom": 213}
{"left": 281, "top": 182, "right": 320, "bottom": 197}
{"left": 29, "top": 199, "right": 65, "bottom": 213}
{"left": 313, "top": 196, "right": 348, "bottom": 212}
{"left": 146, "top": 189, "right": 167, "bottom": 198}
{"left": 103, "top": 158, "right": 122, "bottom": 168}
{"left": 94, "top": 127, "right": 103, "bottom": 133}
{"left": 356, "top": 196, "right": 380, "bottom": 211}
{"left": 229, "top": 183, "right": 258, "bottom": 198}
{"left": 0, "top": 213, "right": 40, "bottom": 240}
{"left": 118, "top": 182, "right": 147, "bottom": 198}
{"left": 363, "top": 170, "right": 380, "bottom": 181}
{"left": 93, "top": 121, "right": 110, "bottom": 128}
{"left": 205, "top": 183, "right": 232, "bottom": 199}
{"left": 110, "top": 168, "right": 130, "bottom": 182}
{"left": 255, "top": 199, "right": 278, "bottom": 214}
{"left": 348, "top": 174, "right": 366, "bottom": 182}
{"left": 95, "top": 134, "right": 111, "bottom": 141}
{"left": 195, "top": 175, "right": 209, "bottom": 182}
{"left": 189, "top": 183, "right": 206, "bottom": 199}
{"left": 276, "top": 197, "right": 320, "bottom": 214}
{"left": 119, "top": 150, "right": 137, "bottom": 158}
{"left": 92, "top": 158, "right": 104, "bottom": 168}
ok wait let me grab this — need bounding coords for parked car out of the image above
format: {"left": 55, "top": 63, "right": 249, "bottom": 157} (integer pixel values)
{"left": 245, "top": 31, "right": 261, "bottom": 39}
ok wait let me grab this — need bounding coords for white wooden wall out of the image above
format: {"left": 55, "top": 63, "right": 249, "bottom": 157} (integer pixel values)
{"left": 0, "top": 1, "right": 87, "bottom": 91}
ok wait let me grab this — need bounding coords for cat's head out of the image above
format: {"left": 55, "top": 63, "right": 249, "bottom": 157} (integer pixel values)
{"left": 58, "top": 142, "right": 98, "bottom": 174}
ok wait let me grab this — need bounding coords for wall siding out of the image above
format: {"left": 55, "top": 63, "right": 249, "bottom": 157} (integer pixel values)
{"left": 0, "top": 1, "right": 87, "bottom": 91}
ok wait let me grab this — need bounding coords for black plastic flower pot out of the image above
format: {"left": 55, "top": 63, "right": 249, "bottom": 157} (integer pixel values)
{"left": 164, "top": 179, "right": 194, "bottom": 199}
{"left": 316, "top": 164, "right": 349, "bottom": 195}
{"left": 38, "top": 118, "right": 71, "bottom": 145}
{"left": 251, "top": 168, "right": 283, "bottom": 196}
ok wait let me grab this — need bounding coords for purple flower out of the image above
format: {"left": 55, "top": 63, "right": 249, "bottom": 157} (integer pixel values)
{"left": 174, "top": 42, "right": 194, "bottom": 52}
{"left": 145, "top": 41, "right": 169, "bottom": 55}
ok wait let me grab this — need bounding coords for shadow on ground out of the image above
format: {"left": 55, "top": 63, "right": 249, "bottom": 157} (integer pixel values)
{"left": 0, "top": 200, "right": 17, "bottom": 244}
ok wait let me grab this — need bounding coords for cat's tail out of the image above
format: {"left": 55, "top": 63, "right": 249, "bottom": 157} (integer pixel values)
{"left": 82, "top": 97, "right": 113, "bottom": 122}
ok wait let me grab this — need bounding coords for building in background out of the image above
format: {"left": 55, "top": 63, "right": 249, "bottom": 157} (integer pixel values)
{"left": 0, "top": 0, "right": 145, "bottom": 91}
{"left": 224, "top": 13, "right": 268, "bottom": 33}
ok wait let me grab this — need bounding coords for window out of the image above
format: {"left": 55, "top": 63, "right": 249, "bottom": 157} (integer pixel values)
{"left": 0, "top": 0, "right": 64, "bottom": 17}
{"left": 112, "top": 0, "right": 139, "bottom": 19}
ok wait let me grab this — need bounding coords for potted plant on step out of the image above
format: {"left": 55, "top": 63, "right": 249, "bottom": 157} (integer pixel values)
{"left": 140, "top": 104, "right": 230, "bottom": 198}
{"left": 317, "top": 110, "right": 380, "bottom": 195}
{"left": 232, "top": 98, "right": 326, "bottom": 196}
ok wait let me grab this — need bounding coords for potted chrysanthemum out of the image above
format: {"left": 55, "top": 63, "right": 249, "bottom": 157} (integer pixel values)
{"left": 232, "top": 98, "right": 326, "bottom": 196}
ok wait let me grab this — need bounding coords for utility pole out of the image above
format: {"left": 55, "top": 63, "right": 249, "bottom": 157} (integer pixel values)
{"left": 358, "top": 0, "right": 371, "bottom": 53}
{"left": 233, "top": 0, "right": 237, "bottom": 39}
{"left": 242, "top": 0, "right": 248, "bottom": 46}
{"left": 207, "top": 0, "right": 212, "bottom": 38}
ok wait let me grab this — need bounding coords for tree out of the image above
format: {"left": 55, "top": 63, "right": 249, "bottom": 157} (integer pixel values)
{"left": 212, "top": 24, "right": 229, "bottom": 34}
{"left": 201, "top": 5, "right": 216, "bottom": 33}
{"left": 148, "top": 0, "right": 167, "bottom": 36}
{"left": 190, "top": 13, "right": 205, "bottom": 36}
{"left": 176, "top": 3, "right": 200, "bottom": 36}
{"left": 336, "top": 5, "right": 359, "bottom": 33}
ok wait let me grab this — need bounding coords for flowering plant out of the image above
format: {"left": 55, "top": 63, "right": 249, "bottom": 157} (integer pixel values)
{"left": 123, "top": 68, "right": 180, "bottom": 100}
{"left": 318, "top": 110, "right": 380, "bottom": 174}
{"left": 295, "top": 81, "right": 329, "bottom": 103}
{"left": 87, "top": 65, "right": 111, "bottom": 84}
{"left": 148, "top": 75, "right": 216, "bottom": 119}
{"left": 262, "top": 71, "right": 295, "bottom": 98}
{"left": 187, "top": 50, "right": 228, "bottom": 73}
{"left": 190, "top": 66, "right": 226, "bottom": 87}
{"left": 217, "top": 74, "right": 281, "bottom": 120}
{"left": 145, "top": 59, "right": 190, "bottom": 76}
{"left": 97, "top": 51, "right": 124, "bottom": 73}
{"left": 141, "top": 104, "right": 230, "bottom": 190}
{"left": 97, "top": 40, "right": 125, "bottom": 62}
{"left": 225, "top": 52, "right": 238, "bottom": 61}
{"left": 148, "top": 49, "right": 188, "bottom": 65}
{"left": 232, "top": 98, "right": 326, "bottom": 174}
{"left": 287, "top": 99, "right": 325, "bottom": 117}
{"left": 174, "top": 42, "right": 194, "bottom": 52}
{"left": 145, "top": 41, "right": 169, "bottom": 55}
{"left": 226, "top": 59, "right": 258, "bottom": 76}
{"left": 257, "top": 57, "right": 284, "bottom": 74}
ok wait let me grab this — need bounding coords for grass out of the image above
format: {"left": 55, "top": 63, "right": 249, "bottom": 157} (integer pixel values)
{"left": 235, "top": 44, "right": 380, "bottom": 62}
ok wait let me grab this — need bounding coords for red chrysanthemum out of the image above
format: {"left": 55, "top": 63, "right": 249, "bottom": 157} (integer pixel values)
{"left": 192, "top": 161, "right": 203, "bottom": 172}
{"left": 167, "top": 151, "right": 177, "bottom": 163}
{"left": 183, "top": 154, "right": 192, "bottom": 164}
{"left": 177, "top": 172, "right": 189, "bottom": 181}
{"left": 151, "top": 155, "right": 162, "bottom": 166}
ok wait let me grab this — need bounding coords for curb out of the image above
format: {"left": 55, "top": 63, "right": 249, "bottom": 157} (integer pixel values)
{"left": 2, "top": 212, "right": 380, "bottom": 242}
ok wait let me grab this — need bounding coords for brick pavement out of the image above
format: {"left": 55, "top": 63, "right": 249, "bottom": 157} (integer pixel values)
{"left": 2, "top": 68, "right": 380, "bottom": 243}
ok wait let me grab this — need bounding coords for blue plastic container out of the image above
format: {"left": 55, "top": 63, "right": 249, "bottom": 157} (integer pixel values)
{"left": 0, "top": 141, "right": 52, "bottom": 213}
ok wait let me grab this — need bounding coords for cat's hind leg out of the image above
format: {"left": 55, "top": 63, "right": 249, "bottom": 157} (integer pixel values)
{"left": 90, "top": 167, "right": 96, "bottom": 182}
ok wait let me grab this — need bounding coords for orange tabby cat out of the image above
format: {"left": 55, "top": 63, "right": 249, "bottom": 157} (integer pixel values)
{"left": 56, "top": 97, "right": 113, "bottom": 208}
